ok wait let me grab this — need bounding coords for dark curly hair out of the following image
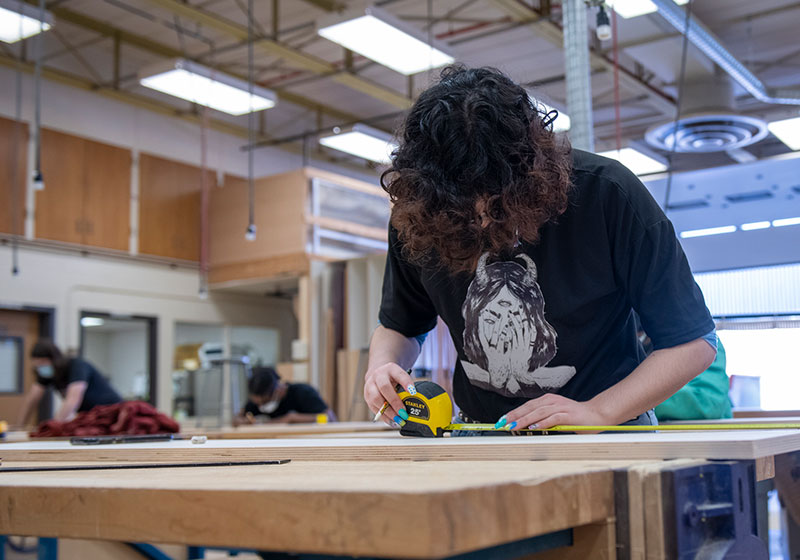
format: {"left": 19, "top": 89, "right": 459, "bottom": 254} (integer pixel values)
{"left": 381, "top": 65, "right": 573, "bottom": 273}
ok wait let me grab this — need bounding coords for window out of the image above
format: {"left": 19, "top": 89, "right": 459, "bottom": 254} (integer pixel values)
{"left": 0, "top": 336, "right": 23, "bottom": 393}
{"left": 717, "top": 317, "right": 800, "bottom": 410}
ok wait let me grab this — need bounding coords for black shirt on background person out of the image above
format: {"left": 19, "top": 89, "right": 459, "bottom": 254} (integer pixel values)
{"left": 235, "top": 366, "right": 334, "bottom": 425}
{"left": 15, "top": 339, "right": 123, "bottom": 427}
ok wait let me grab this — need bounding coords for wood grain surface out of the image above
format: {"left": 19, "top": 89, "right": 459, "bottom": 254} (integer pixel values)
{"left": 0, "top": 460, "right": 622, "bottom": 558}
{"left": 2, "top": 430, "right": 798, "bottom": 463}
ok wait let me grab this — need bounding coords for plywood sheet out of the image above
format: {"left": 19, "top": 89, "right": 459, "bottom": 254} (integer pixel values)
{"left": 0, "top": 116, "right": 28, "bottom": 236}
{"left": 2, "top": 430, "right": 799, "bottom": 463}
{"left": 182, "top": 421, "right": 391, "bottom": 439}
{"left": 0, "top": 460, "right": 620, "bottom": 558}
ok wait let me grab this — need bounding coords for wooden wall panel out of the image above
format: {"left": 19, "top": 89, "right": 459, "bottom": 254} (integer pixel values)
{"left": 36, "top": 129, "right": 85, "bottom": 245}
{"left": 210, "top": 171, "right": 307, "bottom": 268}
{"left": 36, "top": 129, "right": 131, "bottom": 251}
{"left": 82, "top": 139, "right": 131, "bottom": 251}
{"left": 0, "top": 116, "right": 28, "bottom": 236}
{"left": 139, "top": 154, "right": 212, "bottom": 261}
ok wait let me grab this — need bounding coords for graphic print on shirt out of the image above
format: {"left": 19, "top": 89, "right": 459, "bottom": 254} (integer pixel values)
{"left": 460, "top": 253, "right": 576, "bottom": 398}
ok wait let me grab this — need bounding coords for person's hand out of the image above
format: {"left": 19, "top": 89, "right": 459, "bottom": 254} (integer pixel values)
{"left": 498, "top": 393, "right": 609, "bottom": 431}
{"left": 271, "top": 412, "right": 295, "bottom": 424}
{"left": 364, "top": 362, "right": 415, "bottom": 427}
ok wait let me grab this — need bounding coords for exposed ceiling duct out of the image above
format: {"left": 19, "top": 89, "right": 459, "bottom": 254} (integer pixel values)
{"left": 651, "top": 0, "right": 800, "bottom": 106}
{"left": 645, "top": 72, "right": 768, "bottom": 153}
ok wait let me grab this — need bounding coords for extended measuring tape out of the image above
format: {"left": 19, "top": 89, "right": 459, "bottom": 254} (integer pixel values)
{"left": 396, "top": 381, "right": 800, "bottom": 438}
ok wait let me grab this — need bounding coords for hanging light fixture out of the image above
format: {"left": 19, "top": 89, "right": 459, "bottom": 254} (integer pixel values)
{"left": 138, "top": 59, "right": 277, "bottom": 116}
{"left": 598, "top": 146, "right": 668, "bottom": 175}
{"left": 318, "top": 5, "right": 454, "bottom": 75}
{"left": 0, "top": 0, "right": 53, "bottom": 44}
{"left": 319, "top": 124, "right": 397, "bottom": 164}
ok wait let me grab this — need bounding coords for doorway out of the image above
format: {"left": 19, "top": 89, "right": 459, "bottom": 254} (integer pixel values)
{"left": 0, "top": 306, "right": 55, "bottom": 424}
{"left": 79, "top": 312, "right": 157, "bottom": 405}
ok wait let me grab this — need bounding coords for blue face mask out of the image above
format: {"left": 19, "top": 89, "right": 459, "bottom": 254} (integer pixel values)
{"left": 36, "top": 365, "right": 54, "bottom": 378}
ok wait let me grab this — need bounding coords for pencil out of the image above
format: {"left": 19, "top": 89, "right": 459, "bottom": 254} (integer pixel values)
{"left": 372, "top": 402, "right": 389, "bottom": 422}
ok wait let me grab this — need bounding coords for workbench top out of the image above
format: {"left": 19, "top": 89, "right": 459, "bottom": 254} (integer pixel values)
{"left": 0, "top": 459, "right": 629, "bottom": 558}
{"left": 1, "top": 429, "right": 799, "bottom": 462}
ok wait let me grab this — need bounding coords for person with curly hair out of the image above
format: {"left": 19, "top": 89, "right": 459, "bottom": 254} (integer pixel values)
{"left": 365, "top": 65, "right": 717, "bottom": 432}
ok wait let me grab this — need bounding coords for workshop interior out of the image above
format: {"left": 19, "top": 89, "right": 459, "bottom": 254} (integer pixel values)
{"left": 1, "top": 0, "right": 800, "bottom": 559}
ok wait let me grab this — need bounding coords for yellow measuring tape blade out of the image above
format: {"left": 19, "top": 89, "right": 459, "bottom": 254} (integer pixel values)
{"left": 445, "top": 422, "right": 800, "bottom": 432}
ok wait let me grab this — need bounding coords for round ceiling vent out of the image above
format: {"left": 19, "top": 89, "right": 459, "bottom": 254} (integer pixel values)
{"left": 645, "top": 114, "right": 768, "bottom": 153}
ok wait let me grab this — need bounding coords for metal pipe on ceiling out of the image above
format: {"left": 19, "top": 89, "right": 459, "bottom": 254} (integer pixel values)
{"left": 651, "top": 0, "right": 800, "bottom": 106}
{"left": 562, "top": 0, "right": 594, "bottom": 152}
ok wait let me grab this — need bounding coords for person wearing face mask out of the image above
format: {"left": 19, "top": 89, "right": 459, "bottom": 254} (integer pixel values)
{"left": 15, "top": 339, "right": 123, "bottom": 428}
{"left": 233, "top": 366, "right": 334, "bottom": 426}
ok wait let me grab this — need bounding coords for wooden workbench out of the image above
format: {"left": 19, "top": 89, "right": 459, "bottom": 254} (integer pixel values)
{"left": 2, "top": 430, "right": 799, "bottom": 559}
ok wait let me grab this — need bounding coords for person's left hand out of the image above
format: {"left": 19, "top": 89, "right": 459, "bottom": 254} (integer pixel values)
{"left": 499, "top": 393, "right": 610, "bottom": 431}
{"left": 271, "top": 412, "right": 295, "bottom": 424}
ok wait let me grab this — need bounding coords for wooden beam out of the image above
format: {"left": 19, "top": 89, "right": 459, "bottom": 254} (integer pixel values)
{"left": 35, "top": 2, "right": 368, "bottom": 125}
{"left": 140, "top": 0, "right": 413, "bottom": 109}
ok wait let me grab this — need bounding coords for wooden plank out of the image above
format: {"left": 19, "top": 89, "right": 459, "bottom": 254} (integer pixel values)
{"left": 0, "top": 460, "right": 618, "bottom": 558}
{"left": 756, "top": 455, "right": 775, "bottom": 481}
{"left": 36, "top": 128, "right": 86, "bottom": 245}
{"left": 0, "top": 116, "right": 28, "bottom": 236}
{"left": 59, "top": 539, "right": 187, "bottom": 560}
{"left": 181, "top": 421, "right": 391, "bottom": 440}
{"left": 735, "top": 410, "right": 800, "bottom": 419}
{"left": 526, "top": 520, "right": 616, "bottom": 560}
{"left": 208, "top": 253, "right": 309, "bottom": 286}
{"left": 775, "top": 451, "right": 800, "bottom": 525}
{"left": 305, "top": 167, "right": 385, "bottom": 198}
{"left": 1, "top": 431, "right": 798, "bottom": 463}
{"left": 139, "top": 154, "right": 212, "bottom": 261}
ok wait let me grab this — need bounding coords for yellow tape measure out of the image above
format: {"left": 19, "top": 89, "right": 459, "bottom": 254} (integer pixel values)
{"left": 396, "top": 381, "right": 800, "bottom": 437}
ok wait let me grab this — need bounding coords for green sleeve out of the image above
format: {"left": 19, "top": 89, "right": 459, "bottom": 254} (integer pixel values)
{"left": 655, "top": 342, "right": 733, "bottom": 421}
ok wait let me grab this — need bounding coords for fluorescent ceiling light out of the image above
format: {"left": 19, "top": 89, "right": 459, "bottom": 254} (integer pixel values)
{"left": 773, "top": 216, "right": 800, "bottom": 228}
{"left": 768, "top": 116, "right": 800, "bottom": 151}
{"left": 740, "top": 221, "right": 771, "bottom": 231}
{"left": 680, "top": 225, "right": 737, "bottom": 239}
{"left": 529, "top": 97, "right": 571, "bottom": 132}
{"left": 606, "top": 0, "right": 688, "bottom": 19}
{"left": 0, "top": 0, "right": 53, "bottom": 43}
{"left": 80, "top": 317, "right": 105, "bottom": 328}
{"left": 319, "top": 124, "right": 397, "bottom": 164}
{"left": 138, "top": 59, "right": 277, "bottom": 116}
{"left": 598, "top": 147, "right": 667, "bottom": 175}
{"left": 318, "top": 6, "right": 454, "bottom": 75}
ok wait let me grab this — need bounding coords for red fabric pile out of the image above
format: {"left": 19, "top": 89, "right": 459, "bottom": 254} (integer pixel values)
{"left": 31, "top": 401, "right": 180, "bottom": 438}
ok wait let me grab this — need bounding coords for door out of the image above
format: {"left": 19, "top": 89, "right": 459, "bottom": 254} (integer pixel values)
{"left": 0, "top": 310, "right": 41, "bottom": 424}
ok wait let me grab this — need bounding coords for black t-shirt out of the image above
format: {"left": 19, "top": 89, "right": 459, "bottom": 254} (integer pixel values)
{"left": 379, "top": 149, "right": 715, "bottom": 423}
{"left": 36, "top": 357, "right": 123, "bottom": 412}
{"left": 243, "top": 383, "right": 328, "bottom": 418}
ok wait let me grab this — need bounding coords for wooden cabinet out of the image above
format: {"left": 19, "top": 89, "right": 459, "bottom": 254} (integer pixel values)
{"left": 208, "top": 168, "right": 387, "bottom": 286}
{"left": 209, "top": 171, "right": 309, "bottom": 285}
{"left": 0, "top": 116, "right": 28, "bottom": 236}
{"left": 36, "top": 128, "right": 131, "bottom": 251}
{"left": 138, "top": 154, "right": 213, "bottom": 262}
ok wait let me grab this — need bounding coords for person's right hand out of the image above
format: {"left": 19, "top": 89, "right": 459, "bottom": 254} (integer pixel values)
{"left": 364, "top": 362, "right": 415, "bottom": 426}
